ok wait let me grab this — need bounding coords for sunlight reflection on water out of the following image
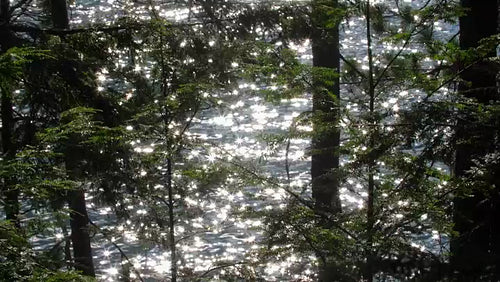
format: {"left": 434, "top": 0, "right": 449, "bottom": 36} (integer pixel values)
{"left": 21, "top": 0, "right": 457, "bottom": 280}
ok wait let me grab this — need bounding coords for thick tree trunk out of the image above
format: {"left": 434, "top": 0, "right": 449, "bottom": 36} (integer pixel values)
{"left": 0, "top": 0, "right": 8, "bottom": 26}
{"left": 65, "top": 123, "right": 96, "bottom": 274}
{"left": 311, "top": 1, "right": 342, "bottom": 281}
{"left": 67, "top": 184, "right": 95, "bottom": 276}
{"left": 64, "top": 144, "right": 95, "bottom": 276}
{"left": 1, "top": 87, "right": 19, "bottom": 226}
{"left": 50, "top": 0, "right": 70, "bottom": 29}
{"left": 49, "top": 0, "right": 95, "bottom": 276}
{"left": 0, "top": 0, "right": 20, "bottom": 228}
{"left": 311, "top": 0, "right": 341, "bottom": 215}
{"left": 451, "top": 0, "right": 500, "bottom": 279}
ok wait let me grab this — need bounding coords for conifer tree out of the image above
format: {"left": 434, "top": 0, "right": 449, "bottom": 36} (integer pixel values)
{"left": 0, "top": 43, "right": 93, "bottom": 282}
{"left": 311, "top": 0, "right": 342, "bottom": 215}
{"left": 1, "top": 0, "right": 20, "bottom": 228}
{"left": 107, "top": 5, "right": 303, "bottom": 278}
{"left": 310, "top": 1, "right": 343, "bottom": 280}
{"left": 264, "top": 0, "right": 465, "bottom": 280}
{"left": 451, "top": 0, "right": 500, "bottom": 279}
{"left": 47, "top": 0, "right": 95, "bottom": 276}
{"left": 4, "top": 0, "right": 500, "bottom": 280}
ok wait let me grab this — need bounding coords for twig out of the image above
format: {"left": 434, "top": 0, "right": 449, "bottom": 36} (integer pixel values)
{"left": 87, "top": 219, "right": 145, "bottom": 282}
{"left": 197, "top": 261, "right": 248, "bottom": 279}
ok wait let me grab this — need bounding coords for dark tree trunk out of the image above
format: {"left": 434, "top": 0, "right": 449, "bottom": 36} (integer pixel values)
{"left": 1, "top": 86, "right": 19, "bottom": 227}
{"left": 49, "top": 0, "right": 95, "bottom": 276}
{"left": 64, "top": 142, "right": 95, "bottom": 277}
{"left": 311, "top": 0, "right": 342, "bottom": 215}
{"left": 451, "top": 0, "right": 500, "bottom": 279}
{"left": 0, "top": 0, "right": 20, "bottom": 228}
{"left": 311, "top": 1, "right": 342, "bottom": 281}
{"left": 67, "top": 180, "right": 95, "bottom": 276}
{"left": 0, "top": 0, "right": 8, "bottom": 26}
{"left": 67, "top": 189, "right": 95, "bottom": 276}
{"left": 50, "top": 0, "right": 70, "bottom": 29}
{"left": 59, "top": 112, "right": 95, "bottom": 276}
{"left": 62, "top": 225, "right": 73, "bottom": 269}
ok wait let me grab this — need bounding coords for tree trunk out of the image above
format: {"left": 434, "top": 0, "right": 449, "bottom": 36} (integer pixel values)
{"left": 67, "top": 184, "right": 95, "bottom": 276}
{"left": 49, "top": 0, "right": 95, "bottom": 276}
{"left": 311, "top": 0, "right": 342, "bottom": 215}
{"left": 167, "top": 158, "right": 177, "bottom": 282}
{"left": 311, "top": 1, "right": 342, "bottom": 281}
{"left": 0, "top": 0, "right": 20, "bottom": 228}
{"left": 1, "top": 87, "right": 19, "bottom": 227}
{"left": 50, "top": 0, "right": 70, "bottom": 29}
{"left": 451, "top": 0, "right": 500, "bottom": 279}
{"left": 365, "top": 1, "right": 376, "bottom": 280}
{"left": 64, "top": 144, "right": 95, "bottom": 277}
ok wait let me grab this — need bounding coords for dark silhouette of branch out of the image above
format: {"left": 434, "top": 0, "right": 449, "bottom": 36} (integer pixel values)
{"left": 197, "top": 261, "right": 248, "bottom": 279}
{"left": 88, "top": 219, "right": 145, "bottom": 282}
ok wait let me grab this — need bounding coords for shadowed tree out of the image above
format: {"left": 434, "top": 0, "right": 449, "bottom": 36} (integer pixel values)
{"left": 45, "top": 0, "right": 95, "bottom": 276}
{"left": 451, "top": 0, "right": 500, "bottom": 279}
{"left": 1, "top": 0, "right": 20, "bottom": 227}
{"left": 310, "top": 1, "right": 343, "bottom": 280}
{"left": 311, "top": 0, "right": 342, "bottom": 215}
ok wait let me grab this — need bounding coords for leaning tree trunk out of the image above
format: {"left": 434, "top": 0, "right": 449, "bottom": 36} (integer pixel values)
{"left": 0, "top": 0, "right": 20, "bottom": 228}
{"left": 310, "top": 0, "right": 342, "bottom": 280}
{"left": 451, "top": 0, "right": 500, "bottom": 280}
{"left": 49, "top": 0, "right": 96, "bottom": 276}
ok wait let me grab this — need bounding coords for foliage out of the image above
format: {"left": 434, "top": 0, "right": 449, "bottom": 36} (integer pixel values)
{"left": 1, "top": 0, "right": 499, "bottom": 280}
{"left": 258, "top": 0, "right": 472, "bottom": 280}
{"left": 0, "top": 47, "right": 50, "bottom": 91}
{"left": 0, "top": 220, "right": 92, "bottom": 281}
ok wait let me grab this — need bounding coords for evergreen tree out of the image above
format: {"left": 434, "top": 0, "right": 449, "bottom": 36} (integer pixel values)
{"left": 310, "top": 0, "right": 344, "bottom": 280}
{"left": 451, "top": 0, "right": 500, "bottom": 279}
{"left": 311, "top": 0, "right": 342, "bottom": 217}
{"left": 2, "top": 0, "right": 136, "bottom": 276}
{"left": 1, "top": 0, "right": 21, "bottom": 228}
{"left": 0, "top": 44, "right": 94, "bottom": 280}
{"left": 2, "top": 0, "right": 500, "bottom": 280}
{"left": 265, "top": 0, "right": 464, "bottom": 280}
{"left": 106, "top": 4, "right": 308, "bottom": 278}
{"left": 47, "top": 0, "right": 95, "bottom": 276}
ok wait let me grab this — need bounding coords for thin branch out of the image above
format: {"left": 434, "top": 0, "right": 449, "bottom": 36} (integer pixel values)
{"left": 197, "top": 261, "right": 248, "bottom": 279}
{"left": 9, "top": 0, "right": 33, "bottom": 13}
{"left": 340, "top": 53, "right": 366, "bottom": 79}
{"left": 422, "top": 57, "right": 489, "bottom": 102}
{"left": 373, "top": 33, "right": 412, "bottom": 90}
{"left": 88, "top": 219, "right": 145, "bottom": 282}
{"left": 8, "top": 23, "right": 145, "bottom": 35}
{"left": 224, "top": 158, "right": 360, "bottom": 242}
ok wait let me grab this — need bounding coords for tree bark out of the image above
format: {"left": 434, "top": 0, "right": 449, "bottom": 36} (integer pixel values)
{"left": 0, "top": 0, "right": 20, "bottom": 228}
{"left": 67, "top": 189, "right": 95, "bottom": 276}
{"left": 311, "top": 0, "right": 342, "bottom": 215}
{"left": 311, "top": 1, "right": 342, "bottom": 281}
{"left": 451, "top": 0, "right": 500, "bottom": 279}
{"left": 1, "top": 87, "right": 19, "bottom": 227}
{"left": 49, "top": 0, "right": 95, "bottom": 276}
{"left": 50, "top": 0, "right": 70, "bottom": 29}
